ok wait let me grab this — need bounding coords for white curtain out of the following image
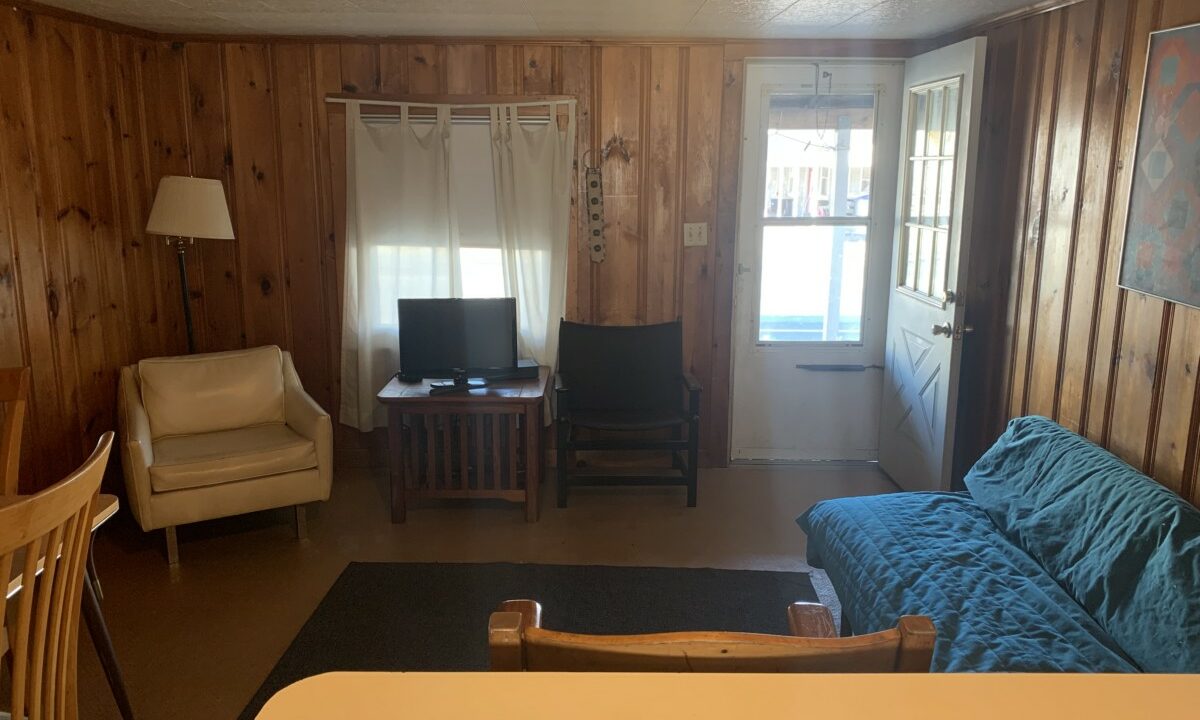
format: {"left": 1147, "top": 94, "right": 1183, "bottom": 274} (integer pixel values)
{"left": 491, "top": 103, "right": 575, "bottom": 368}
{"left": 340, "top": 100, "right": 575, "bottom": 430}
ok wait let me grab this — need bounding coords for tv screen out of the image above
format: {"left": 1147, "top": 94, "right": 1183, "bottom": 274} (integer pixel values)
{"left": 397, "top": 298, "right": 518, "bottom": 379}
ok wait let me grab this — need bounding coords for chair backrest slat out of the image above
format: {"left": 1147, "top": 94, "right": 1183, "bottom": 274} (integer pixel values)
{"left": 1, "top": 431, "right": 111, "bottom": 720}
{"left": 1, "top": 366, "right": 31, "bottom": 495}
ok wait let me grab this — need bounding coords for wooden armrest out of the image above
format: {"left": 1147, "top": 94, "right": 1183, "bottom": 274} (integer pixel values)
{"left": 489, "top": 600, "right": 542, "bottom": 670}
{"left": 553, "top": 375, "right": 571, "bottom": 421}
{"left": 895, "top": 615, "right": 937, "bottom": 672}
{"left": 787, "top": 602, "right": 837, "bottom": 638}
{"left": 497, "top": 599, "right": 542, "bottom": 629}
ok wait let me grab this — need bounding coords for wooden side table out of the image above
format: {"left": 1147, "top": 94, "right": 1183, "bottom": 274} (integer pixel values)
{"left": 377, "top": 367, "right": 550, "bottom": 523}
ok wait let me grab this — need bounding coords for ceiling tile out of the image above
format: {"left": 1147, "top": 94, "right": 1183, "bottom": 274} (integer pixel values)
{"left": 526, "top": 0, "right": 705, "bottom": 34}
{"left": 35, "top": 0, "right": 1032, "bottom": 38}
{"left": 828, "top": 0, "right": 1034, "bottom": 38}
{"left": 766, "top": 0, "right": 888, "bottom": 33}
{"left": 214, "top": 11, "right": 540, "bottom": 36}
{"left": 689, "top": 0, "right": 805, "bottom": 26}
{"left": 348, "top": 0, "right": 528, "bottom": 14}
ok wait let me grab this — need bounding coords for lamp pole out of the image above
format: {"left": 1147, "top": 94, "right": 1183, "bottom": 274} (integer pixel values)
{"left": 170, "top": 236, "right": 196, "bottom": 353}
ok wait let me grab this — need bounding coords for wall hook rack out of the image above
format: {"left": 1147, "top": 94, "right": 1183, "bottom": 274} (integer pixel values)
{"left": 600, "top": 135, "right": 631, "bottom": 163}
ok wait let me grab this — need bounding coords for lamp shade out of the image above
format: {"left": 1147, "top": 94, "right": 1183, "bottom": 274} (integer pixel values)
{"left": 145, "top": 176, "right": 235, "bottom": 240}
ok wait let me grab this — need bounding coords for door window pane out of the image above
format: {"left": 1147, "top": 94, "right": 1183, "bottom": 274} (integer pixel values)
{"left": 942, "top": 84, "right": 960, "bottom": 156}
{"left": 925, "top": 86, "right": 944, "bottom": 157}
{"left": 931, "top": 231, "right": 948, "bottom": 299}
{"left": 910, "top": 91, "right": 927, "bottom": 156}
{"left": 758, "top": 225, "right": 867, "bottom": 343}
{"left": 907, "top": 161, "right": 923, "bottom": 224}
{"left": 936, "top": 160, "right": 954, "bottom": 229}
{"left": 921, "top": 159, "right": 938, "bottom": 227}
{"left": 898, "top": 77, "right": 962, "bottom": 301}
{"left": 904, "top": 226, "right": 919, "bottom": 288}
{"left": 764, "top": 94, "right": 875, "bottom": 219}
{"left": 915, "top": 228, "right": 933, "bottom": 295}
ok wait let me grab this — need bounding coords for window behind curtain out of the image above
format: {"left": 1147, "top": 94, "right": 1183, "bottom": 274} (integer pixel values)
{"left": 373, "top": 122, "right": 505, "bottom": 324}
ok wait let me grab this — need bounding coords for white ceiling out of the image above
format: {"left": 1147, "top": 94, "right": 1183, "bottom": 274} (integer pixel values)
{"left": 47, "top": 0, "right": 1035, "bottom": 38}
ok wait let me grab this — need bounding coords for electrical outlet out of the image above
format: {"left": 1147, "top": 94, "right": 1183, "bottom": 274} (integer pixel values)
{"left": 683, "top": 222, "right": 708, "bottom": 247}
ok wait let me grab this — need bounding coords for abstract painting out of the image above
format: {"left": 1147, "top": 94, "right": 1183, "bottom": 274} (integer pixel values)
{"left": 1121, "top": 22, "right": 1200, "bottom": 309}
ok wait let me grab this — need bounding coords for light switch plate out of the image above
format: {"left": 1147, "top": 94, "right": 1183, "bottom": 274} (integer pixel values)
{"left": 683, "top": 222, "right": 708, "bottom": 247}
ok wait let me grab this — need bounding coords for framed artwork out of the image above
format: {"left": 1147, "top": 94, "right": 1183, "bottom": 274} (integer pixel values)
{"left": 1120, "top": 21, "right": 1200, "bottom": 309}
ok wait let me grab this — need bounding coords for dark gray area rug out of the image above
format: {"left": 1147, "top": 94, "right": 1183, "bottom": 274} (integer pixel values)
{"left": 240, "top": 561, "right": 818, "bottom": 718}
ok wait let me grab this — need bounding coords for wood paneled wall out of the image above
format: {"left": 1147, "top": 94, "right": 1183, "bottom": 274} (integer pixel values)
{"left": 995, "top": 0, "right": 1200, "bottom": 505}
{"left": 4, "top": 0, "right": 916, "bottom": 489}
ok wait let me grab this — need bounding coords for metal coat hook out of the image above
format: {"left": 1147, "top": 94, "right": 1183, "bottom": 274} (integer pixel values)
{"left": 601, "top": 135, "right": 631, "bottom": 163}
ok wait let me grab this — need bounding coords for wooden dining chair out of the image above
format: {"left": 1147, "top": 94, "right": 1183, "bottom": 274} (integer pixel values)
{"left": 1, "top": 431, "right": 112, "bottom": 720}
{"left": 488, "top": 599, "right": 936, "bottom": 672}
{"left": 1, "top": 366, "right": 31, "bottom": 496}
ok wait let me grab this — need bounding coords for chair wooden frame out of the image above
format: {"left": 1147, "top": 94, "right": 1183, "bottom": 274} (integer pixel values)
{"left": 1, "top": 432, "right": 112, "bottom": 720}
{"left": 488, "top": 599, "right": 936, "bottom": 673}
{"left": 1, "top": 366, "right": 31, "bottom": 496}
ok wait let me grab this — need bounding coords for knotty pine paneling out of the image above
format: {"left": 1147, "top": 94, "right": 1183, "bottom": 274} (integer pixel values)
{"left": 2, "top": 0, "right": 928, "bottom": 489}
{"left": 996, "top": 0, "right": 1200, "bottom": 505}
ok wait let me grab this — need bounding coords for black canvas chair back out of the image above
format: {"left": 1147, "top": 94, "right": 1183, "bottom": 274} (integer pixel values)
{"left": 557, "top": 320, "right": 683, "bottom": 414}
{"left": 554, "top": 319, "right": 700, "bottom": 508}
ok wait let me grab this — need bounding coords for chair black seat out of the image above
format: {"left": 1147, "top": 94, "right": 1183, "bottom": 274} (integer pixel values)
{"left": 569, "top": 409, "right": 688, "bottom": 432}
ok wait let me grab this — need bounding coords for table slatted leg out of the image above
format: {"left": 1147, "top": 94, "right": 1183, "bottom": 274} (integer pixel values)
{"left": 507, "top": 415, "right": 518, "bottom": 491}
{"left": 425, "top": 415, "right": 438, "bottom": 490}
{"left": 441, "top": 414, "right": 454, "bottom": 490}
{"left": 491, "top": 414, "right": 502, "bottom": 491}
{"left": 389, "top": 407, "right": 406, "bottom": 523}
{"left": 525, "top": 405, "right": 541, "bottom": 522}
{"left": 453, "top": 415, "right": 468, "bottom": 489}
{"left": 408, "top": 414, "right": 421, "bottom": 489}
{"left": 474, "top": 415, "right": 486, "bottom": 490}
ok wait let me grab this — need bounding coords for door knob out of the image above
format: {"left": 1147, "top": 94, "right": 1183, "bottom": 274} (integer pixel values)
{"left": 932, "top": 322, "right": 953, "bottom": 337}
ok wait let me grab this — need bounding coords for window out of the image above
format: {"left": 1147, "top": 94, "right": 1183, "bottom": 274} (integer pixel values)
{"left": 897, "top": 79, "right": 960, "bottom": 301}
{"left": 756, "top": 93, "right": 876, "bottom": 343}
{"left": 373, "top": 122, "right": 506, "bottom": 324}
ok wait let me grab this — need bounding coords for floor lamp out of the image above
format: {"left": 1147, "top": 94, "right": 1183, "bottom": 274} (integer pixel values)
{"left": 145, "top": 176, "right": 235, "bottom": 353}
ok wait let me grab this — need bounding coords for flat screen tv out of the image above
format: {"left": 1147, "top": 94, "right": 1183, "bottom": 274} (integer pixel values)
{"left": 397, "top": 298, "right": 518, "bottom": 380}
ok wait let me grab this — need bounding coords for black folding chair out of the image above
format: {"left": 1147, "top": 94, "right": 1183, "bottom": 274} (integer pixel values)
{"left": 554, "top": 320, "right": 701, "bottom": 508}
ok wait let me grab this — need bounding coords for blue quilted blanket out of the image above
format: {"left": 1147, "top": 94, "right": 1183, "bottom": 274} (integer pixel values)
{"left": 798, "top": 491, "right": 1138, "bottom": 672}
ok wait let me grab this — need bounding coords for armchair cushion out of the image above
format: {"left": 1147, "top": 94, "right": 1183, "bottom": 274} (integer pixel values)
{"left": 138, "top": 346, "right": 285, "bottom": 440}
{"left": 149, "top": 424, "right": 317, "bottom": 493}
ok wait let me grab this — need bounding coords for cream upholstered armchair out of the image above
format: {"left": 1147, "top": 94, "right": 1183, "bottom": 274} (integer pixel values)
{"left": 117, "top": 345, "right": 332, "bottom": 564}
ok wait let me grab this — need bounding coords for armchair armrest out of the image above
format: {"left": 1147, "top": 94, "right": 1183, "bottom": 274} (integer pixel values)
{"left": 488, "top": 599, "right": 542, "bottom": 670}
{"left": 787, "top": 602, "right": 837, "bottom": 639}
{"left": 282, "top": 352, "right": 333, "bottom": 497}
{"left": 553, "top": 372, "right": 571, "bottom": 421}
{"left": 117, "top": 366, "right": 155, "bottom": 530}
{"left": 681, "top": 371, "right": 702, "bottom": 416}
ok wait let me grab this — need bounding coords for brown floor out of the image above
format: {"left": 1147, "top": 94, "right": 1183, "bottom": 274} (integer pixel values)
{"left": 76, "top": 463, "right": 896, "bottom": 720}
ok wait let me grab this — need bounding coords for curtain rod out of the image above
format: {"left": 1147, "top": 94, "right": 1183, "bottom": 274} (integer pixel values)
{"left": 325, "top": 96, "right": 575, "bottom": 109}
{"left": 361, "top": 114, "right": 551, "bottom": 126}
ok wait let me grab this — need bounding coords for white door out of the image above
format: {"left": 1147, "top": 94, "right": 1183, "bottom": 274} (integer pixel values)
{"left": 878, "top": 38, "right": 987, "bottom": 491}
{"left": 730, "top": 61, "right": 903, "bottom": 461}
